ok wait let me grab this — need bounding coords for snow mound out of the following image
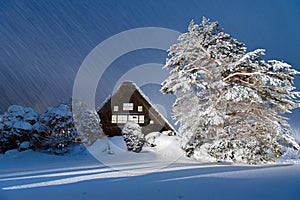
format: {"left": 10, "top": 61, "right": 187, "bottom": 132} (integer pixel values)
{"left": 19, "top": 141, "right": 31, "bottom": 151}
{"left": 193, "top": 143, "right": 217, "bottom": 163}
{"left": 4, "top": 149, "right": 34, "bottom": 158}
{"left": 86, "top": 132, "right": 188, "bottom": 174}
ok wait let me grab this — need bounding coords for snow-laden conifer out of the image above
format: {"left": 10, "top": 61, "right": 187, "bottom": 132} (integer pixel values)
{"left": 162, "top": 17, "right": 300, "bottom": 164}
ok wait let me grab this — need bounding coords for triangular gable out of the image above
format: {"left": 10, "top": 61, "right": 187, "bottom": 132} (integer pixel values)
{"left": 97, "top": 81, "right": 175, "bottom": 136}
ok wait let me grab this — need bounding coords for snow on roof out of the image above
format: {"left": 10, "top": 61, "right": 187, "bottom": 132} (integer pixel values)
{"left": 116, "top": 81, "right": 176, "bottom": 132}
{"left": 97, "top": 95, "right": 112, "bottom": 112}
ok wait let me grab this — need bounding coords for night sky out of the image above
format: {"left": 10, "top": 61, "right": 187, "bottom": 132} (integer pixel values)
{"left": 1, "top": 0, "right": 300, "bottom": 128}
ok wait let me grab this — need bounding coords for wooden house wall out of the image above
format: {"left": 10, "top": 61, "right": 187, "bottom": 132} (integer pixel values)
{"left": 97, "top": 82, "right": 174, "bottom": 136}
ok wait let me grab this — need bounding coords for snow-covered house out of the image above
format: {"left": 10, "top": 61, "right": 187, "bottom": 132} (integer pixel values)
{"left": 97, "top": 81, "right": 175, "bottom": 136}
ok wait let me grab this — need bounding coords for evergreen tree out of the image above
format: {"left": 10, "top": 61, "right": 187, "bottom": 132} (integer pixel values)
{"left": 72, "top": 99, "right": 105, "bottom": 146}
{"left": 161, "top": 17, "right": 300, "bottom": 164}
{"left": 76, "top": 109, "right": 103, "bottom": 146}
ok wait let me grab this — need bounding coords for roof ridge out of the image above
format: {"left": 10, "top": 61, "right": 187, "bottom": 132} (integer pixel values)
{"left": 121, "top": 81, "right": 176, "bottom": 132}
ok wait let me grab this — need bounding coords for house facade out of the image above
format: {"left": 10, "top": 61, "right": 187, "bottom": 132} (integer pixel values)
{"left": 97, "top": 81, "right": 175, "bottom": 136}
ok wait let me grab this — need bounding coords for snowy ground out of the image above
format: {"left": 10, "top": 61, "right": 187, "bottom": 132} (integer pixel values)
{"left": 1, "top": 135, "right": 300, "bottom": 200}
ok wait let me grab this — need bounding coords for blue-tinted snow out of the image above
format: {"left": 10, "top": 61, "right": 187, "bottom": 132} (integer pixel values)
{"left": 0, "top": 136, "right": 300, "bottom": 200}
{"left": 12, "top": 121, "right": 32, "bottom": 131}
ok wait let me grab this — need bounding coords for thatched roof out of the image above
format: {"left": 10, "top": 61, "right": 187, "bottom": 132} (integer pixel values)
{"left": 97, "top": 81, "right": 175, "bottom": 136}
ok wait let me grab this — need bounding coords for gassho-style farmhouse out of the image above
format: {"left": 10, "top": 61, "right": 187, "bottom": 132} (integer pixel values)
{"left": 97, "top": 81, "right": 175, "bottom": 136}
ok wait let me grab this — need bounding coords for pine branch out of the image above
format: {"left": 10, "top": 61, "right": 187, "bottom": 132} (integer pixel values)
{"left": 223, "top": 72, "right": 262, "bottom": 81}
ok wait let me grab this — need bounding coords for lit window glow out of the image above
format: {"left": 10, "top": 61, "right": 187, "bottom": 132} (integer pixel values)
{"left": 138, "top": 106, "right": 143, "bottom": 112}
{"left": 123, "top": 103, "right": 133, "bottom": 111}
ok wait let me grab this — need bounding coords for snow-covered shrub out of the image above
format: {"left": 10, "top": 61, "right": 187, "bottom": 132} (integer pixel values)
{"left": 207, "top": 136, "right": 281, "bottom": 164}
{"left": 122, "top": 122, "right": 145, "bottom": 153}
{"left": 72, "top": 99, "right": 105, "bottom": 146}
{"left": 43, "top": 129, "right": 76, "bottom": 155}
{"left": 0, "top": 104, "right": 81, "bottom": 155}
{"left": 76, "top": 110, "right": 103, "bottom": 146}
{"left": 0, "top": 105, "right": 38, "bottom": 153}
{"left": 39, "top": 104, "right": 74, "bottom": 131}
{"left": 30, "top": 121, "right": 50, "bottom": 149}
{"left": 145, "top": 132, "right": 161, "bottom": 147}
{"left": 39, "top": 104, "right": 77, "bottom": 155}
{"left": 19, "top": 141, "right": 32, "bottom": 151}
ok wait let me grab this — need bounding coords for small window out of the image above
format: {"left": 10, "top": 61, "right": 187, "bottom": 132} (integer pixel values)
{"left": 117, "top": 115, "right": 127, "bottom": 123}
{"left": 128, "top": 115, "right": 133, "bottom": 122}
{"left": 139, "top": 115, "right": 144, "bottom": 124}
{"left": 123, "top": 103, "right": 133, "bottom": 111}
{"left": 138, "top": 106, "right": 143, "bottom": 112}
{"left": 128, "top": 115, "right": 139, "bottom": 123}
{"left": 111, "top": 115, "right": 117, "bottom": 123}
{"left": 113, "top": 106, "right": 119, "bottom": 112}
{"left": 150, "top": 120, "right": 154, "bottom": 124}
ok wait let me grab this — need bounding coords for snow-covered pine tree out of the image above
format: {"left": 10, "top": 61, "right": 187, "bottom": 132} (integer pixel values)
{"left": 72, "top": 99, "right": 113, "bottom": 153}
{"left": 76, "top": 109, "right": 104, "bottom": 146}
{"left": 72, "top": 99, "right": 105, "bottom": 146}
{"left": 122, "top": 122, "right": 145, "bottom": 153}
{"left": 161, "top": 17, "right": 300, "bottom": 164}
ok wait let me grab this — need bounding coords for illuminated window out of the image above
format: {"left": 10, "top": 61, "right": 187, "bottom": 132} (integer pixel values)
{"left": 117, "top": 115, "right": 127, "bottom": 123}
{"left": 113, "top": 106, "right": 119, "bottom": 112}
{"left": 138, "top": 106, "right": 143, "bottom": 112}
{"left": 128, "top": 115, "right": 139, "bottom": 123}
{"left": 150, "top": 120, "right": 154, "bottom": 124}
{"left": 139, "top": 115, "right": 144, "bottom": 124}
{"left": 111, "top": 115, "right": 117, "bottom": 123}
{"left": 123, "top": 103, "right": 133, "bottom": 111}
